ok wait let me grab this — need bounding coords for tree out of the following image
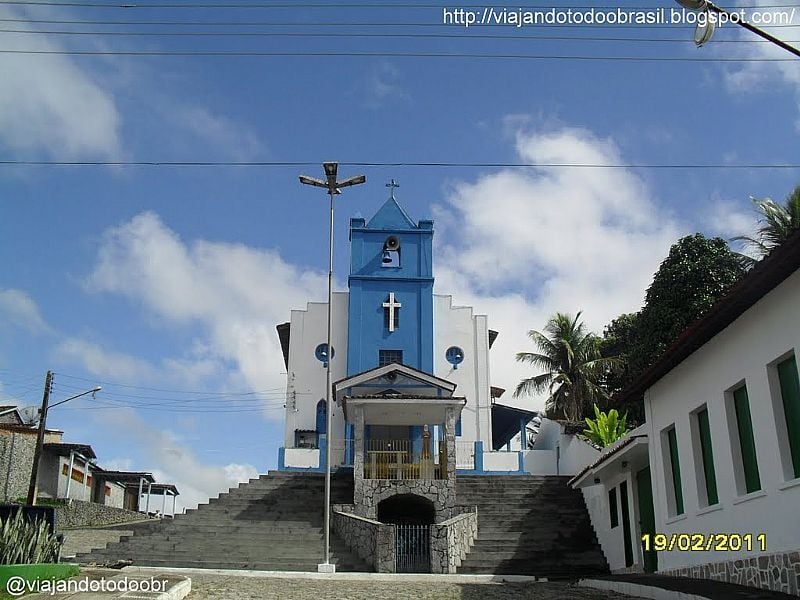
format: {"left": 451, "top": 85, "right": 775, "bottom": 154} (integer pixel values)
{"left": 607, "top": 234, "right": 746, "bottom": 421}
{"left": 583, "top": 404, "right": 628, "bottom": 448}
{"left": 733, "top": 184, "right": 800, "bottom": 259}
{"left": 514, "top": 312, "right": 620, "bottom": 421}
{"left": 598, "top": 312, "right": 639, "bottom": 400}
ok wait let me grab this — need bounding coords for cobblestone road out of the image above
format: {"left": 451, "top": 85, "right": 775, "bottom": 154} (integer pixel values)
{"left": 186, "top": 574, "right": 644, "bottom": 599}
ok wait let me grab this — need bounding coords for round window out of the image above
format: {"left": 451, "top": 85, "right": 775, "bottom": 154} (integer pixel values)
{"left": 315, "top": 343, "right": 335, "bottom": 363}
{"left": 446, "top": 346, "right": 464, "bottom": 367}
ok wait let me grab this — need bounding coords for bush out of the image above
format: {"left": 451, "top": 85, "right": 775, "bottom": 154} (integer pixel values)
{"left": 0, "top": 511, "right": 62, "bottom": 565}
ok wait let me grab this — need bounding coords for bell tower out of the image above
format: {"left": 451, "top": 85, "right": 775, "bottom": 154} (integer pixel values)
{"left": 346, "top": 183, "right": 434, "bottom": 377}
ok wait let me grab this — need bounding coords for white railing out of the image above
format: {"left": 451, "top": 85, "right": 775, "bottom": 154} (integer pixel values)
{"left": 455, "top": 441, "right": 475, "bottom": 469}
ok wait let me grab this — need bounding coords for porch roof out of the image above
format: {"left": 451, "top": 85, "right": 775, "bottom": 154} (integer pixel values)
{"left": 569, "top": 427, "right": 649, "bottom": 489}
{"left": 44, "top": 442, "right": 97, "bottom": 460}
{"left": 334, "top": 363, "right": 457, "bottom": 404}
{"left": 344, "top": 396, "right": 466, "bottom": 425}
{"left": 491, "top": 403, "right": 538, "bottom": 450}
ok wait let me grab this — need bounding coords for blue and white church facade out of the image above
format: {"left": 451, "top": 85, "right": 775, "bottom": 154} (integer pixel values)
{"left": 276, "top": 192, "right": 539, "bottom": 479}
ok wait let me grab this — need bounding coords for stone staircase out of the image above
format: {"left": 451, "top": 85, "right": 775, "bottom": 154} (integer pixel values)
{"left": 456, "top": 475, "right": 609, "bottom": 579}
{"left": 75, "top": 472, "right": 369, "bottom": 572}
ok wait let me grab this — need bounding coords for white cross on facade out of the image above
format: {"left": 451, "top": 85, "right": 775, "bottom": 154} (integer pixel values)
{"left": 382, "top": 292, "right": 402, "bottom": 332}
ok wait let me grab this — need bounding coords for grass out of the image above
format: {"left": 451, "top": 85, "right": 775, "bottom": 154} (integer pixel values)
{"left": 0, "top": 564, "right": 80, "bottom": 599}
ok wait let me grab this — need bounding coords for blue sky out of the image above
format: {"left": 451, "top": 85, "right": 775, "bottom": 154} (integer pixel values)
{"left": 1, "top": 0, "right": 799, "bottom": 509}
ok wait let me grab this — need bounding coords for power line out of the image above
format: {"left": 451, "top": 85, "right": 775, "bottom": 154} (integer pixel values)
{"left": 55, "top": 371, "right": 287, "bottom": 395}
{"left": 1, "top": 48, "right": 796, "bottom": 60}
{"left": 0, "top": 160, "right": 798, "bottom": 169}
{"left": 1, "top": 27, "right": 796, "bottom": 43}
{"left": 1, "top": 16, "right": 797, "bottom": 29}
{"left": 0, "top": 1, "right": 796, "bottom": 8}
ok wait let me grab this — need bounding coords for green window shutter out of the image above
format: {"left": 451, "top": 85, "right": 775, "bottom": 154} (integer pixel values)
{"left": 609, "top": 488, "right": 619, "bottom": 528}
{"left": 667, "top": 428, "right": 684, "bottom": 515}
{"left": 733, "top": 386, "right": 761, "bottom": 493}
{"left": 697, "top": 408, "right": 718, "bottom": 505}
{"left": 777, "top": 356, "right": 800, "bottom": 479}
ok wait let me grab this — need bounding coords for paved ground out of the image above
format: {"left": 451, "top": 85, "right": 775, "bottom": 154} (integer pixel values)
{"left": 60, "top": 527, "right": 135, "bottom": 558}
{"left": 185, "top": 574, "right": 645, "bottom": 599}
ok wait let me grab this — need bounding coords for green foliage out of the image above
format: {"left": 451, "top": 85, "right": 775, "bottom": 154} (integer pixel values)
{"left": 514, "top": 312, "right": 621, "bottom": 421}
{"left": 583, "top": 404, "right": 628, "bottom": 447}
{"left": 598, "top": 313, "right": 639, "bottom": 399}
{"left": 733, "top": 184, "right": 800, "bottom": 259}
{"left": 0, "top": 511, "right": 62, "bottom": 565}
{"left": 603, "top": 234, "right": 745, "bottom": 422}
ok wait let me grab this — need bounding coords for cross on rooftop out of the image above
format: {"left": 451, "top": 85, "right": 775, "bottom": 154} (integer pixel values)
{"left": 386, "top": 179, "right": 400, "bottom": 200}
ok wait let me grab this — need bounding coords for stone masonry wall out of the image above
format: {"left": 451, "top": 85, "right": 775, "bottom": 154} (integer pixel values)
{"left": 354, "top": 478, "right": 455, "bottom": 522}
{"left": 55, "top": 499, "right": 147, "bottom": 529}
{"left": 332, "top": 508, "right": 395, "bottom": 573}
{"left": 0, "top": 430, "right": 36, "bottom": 502}
{"left": 660, "top": 550, "right": 800, "bottom": 596}
{"left": 430, "top": 507, "right": 478, "bottom": 574}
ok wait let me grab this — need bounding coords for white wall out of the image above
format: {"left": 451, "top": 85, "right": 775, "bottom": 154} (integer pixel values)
{"left": 521, "top": 449, "right": 558, "bottom": 474}
{"left": 56, "top": 455, "right": 93, "bottom": 501}
{"left": 581, "top": 473, "right": 640, "bottom": 572}
{"left": 433, "top": 295, "right": 492, "bottom": 449}
{"left": 559, "top": 435, "right": 600, "bottom": 476}
{"left": 283, "top": 292, "right": 350, "bottom": 459}
{"left": 483, "top": 451, "right": 519, "bottom": 472}
{"left": 284, "top": 448, "right": 320, "bottom": 469}
{"left": 530, "top": 419, "right": 600, "bottom": 476}
{"left": 644, "top": 269, "right": 800, "bottom": 572}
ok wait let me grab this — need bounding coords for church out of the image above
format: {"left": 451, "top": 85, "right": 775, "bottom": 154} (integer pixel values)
{"left": 276, "top": 187, "right": 538, "bottom": 481}
{"left": 269, "top": 186, "right": 609, "bottom": 574}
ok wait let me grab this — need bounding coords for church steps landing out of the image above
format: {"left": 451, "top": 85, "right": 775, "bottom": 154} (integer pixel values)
{"left": 74, "top": 472, "right": 367, "bottom": 572}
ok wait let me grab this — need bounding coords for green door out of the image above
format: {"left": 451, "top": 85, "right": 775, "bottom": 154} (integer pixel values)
{"left": 636, "top": 467, "right": 658, "bottom": 573}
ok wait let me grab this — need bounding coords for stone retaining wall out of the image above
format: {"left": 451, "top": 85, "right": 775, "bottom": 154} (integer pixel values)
{"left": 332, "top": 508, "right": 396, "bottom": 573}
{"left": 660, "top": 550, "right": 800, "bottom": 596}
{"left": 55, "top": 499, "right": 148, "bottom": 529}
{"left": 353, "top": 479, "right": 455, "bottom": 523}
{"left": 430, "top": 507, "right": 478, "bottom": 574}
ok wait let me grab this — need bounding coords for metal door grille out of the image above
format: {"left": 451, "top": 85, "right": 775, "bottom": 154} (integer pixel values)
{"left": 395, "top": 524, "right": 430, "bottom": 573}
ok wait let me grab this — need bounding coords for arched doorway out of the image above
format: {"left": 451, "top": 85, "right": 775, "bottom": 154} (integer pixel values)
{"left": 378, "top": 494, "right": 434, "bottom": 573}
{"left": 377, "top": 494, "right": 434, "bottom": 525}
{"left": 315, "top": 399, "right": 326, "bottom": 435}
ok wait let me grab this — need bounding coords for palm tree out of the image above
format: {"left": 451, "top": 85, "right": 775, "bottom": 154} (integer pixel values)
{"left": 514, "top": 312, "right": 620, "bottom": 421}
{"left": 734, "top": 184, "right": 800, "bottom": 259}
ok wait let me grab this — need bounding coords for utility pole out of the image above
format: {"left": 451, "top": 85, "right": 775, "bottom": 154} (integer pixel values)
{"left": 26, "top": 370, "right": 53, "bottom": 506}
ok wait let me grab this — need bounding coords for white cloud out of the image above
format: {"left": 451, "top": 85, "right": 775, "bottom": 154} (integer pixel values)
{"left": 358, "top": 61, "right": 410, "bottom": 109}
{"left": 170, "top": 105, "right": 266, "bottom": 162}
{"left": 434, "top": 125, "right": 684, "bottom": 411}
{"left": 0, "top": 288, "right": 51, "bottom": 334}
{"left": 721, "top": 1, "right": 800, "bottom": 127}
{"left": 0, "top": 7, "right": 121, "bottom": 159}
{"left": 56, "top": 338, "right": 158, "bottom": 383}
{"left": 85, "top": 212, "right": 327, "bottom": 409}
{"left": 703, "top": 195, "right": 755, "bottom": 240}
{"left": 94, "top": 407, "right": 258, "bottom": 510}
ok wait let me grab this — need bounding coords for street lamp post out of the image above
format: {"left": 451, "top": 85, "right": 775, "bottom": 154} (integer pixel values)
{"left": 26, "top": 371, "right": 101, "bottom": 505}
{"left": 676, "top": 0, "right": 800, "bottom": 57}
{"left": 299, "top": 162, "right": 366, "bottom": 573}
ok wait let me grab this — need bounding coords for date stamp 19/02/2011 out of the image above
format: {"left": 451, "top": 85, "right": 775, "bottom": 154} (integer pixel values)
{"left": 642, "top": 533, "right": 767, "bottom": 552}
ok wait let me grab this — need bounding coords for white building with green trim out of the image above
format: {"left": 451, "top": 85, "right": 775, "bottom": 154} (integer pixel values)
{"left": 571, "top": 229, "right": 800, "bottom": 595}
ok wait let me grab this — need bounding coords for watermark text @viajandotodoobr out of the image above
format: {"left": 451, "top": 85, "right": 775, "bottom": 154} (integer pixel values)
{"left": 5, "top": 575, "right": 168, "bottom": 597}
{"left": 442, "top": 6, "right": 797, "bottom": 28}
